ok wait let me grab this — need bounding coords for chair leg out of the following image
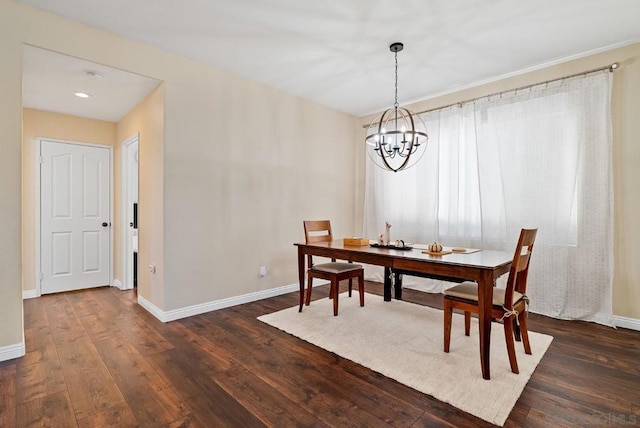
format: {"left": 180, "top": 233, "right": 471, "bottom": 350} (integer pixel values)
{"left": 444, "top": 298, "right": 452, "bottom": 353}
{"left": 358, "top": 272, "right": 365, "bottom": 307}
{"left": 305, "top": 274, "right": 313, "bottom": 306}
{"left": 348, "top": 278, "right": 353, "bottom": 297}
{"left": 503, "top": 315, "right": 519, "bottom": 374}
{"left": 464, "top": 311, "right": 471, "bottom": 336}
{"left": 518, "top": 311, "right": 532, "bottom": 355}
{"left": 332, "top": 279, "right": 339, "bottom": 316}
{"left": 513, "top": 318, "right": 522, "bottom": 342}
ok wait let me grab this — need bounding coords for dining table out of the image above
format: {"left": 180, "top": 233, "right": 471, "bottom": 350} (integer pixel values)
{"left": 295, "top": 240, "right": 513, "bottom": 380}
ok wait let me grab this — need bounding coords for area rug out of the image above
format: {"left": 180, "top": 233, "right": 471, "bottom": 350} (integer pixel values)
{"left": 258, "top": 293, "right": 553, "bottom": 426}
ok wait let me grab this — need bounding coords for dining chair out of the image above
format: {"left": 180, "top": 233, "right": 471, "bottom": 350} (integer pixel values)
{"left": 443, "top": 228, "right": 537, "bottom": 374}
{"left": 303, "top": 220, "right": 365, "bottom": 316}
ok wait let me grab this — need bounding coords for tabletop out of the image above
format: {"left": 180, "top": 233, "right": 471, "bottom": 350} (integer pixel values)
{"left": 295, "top": 240, "right": 513, "bottom": 270}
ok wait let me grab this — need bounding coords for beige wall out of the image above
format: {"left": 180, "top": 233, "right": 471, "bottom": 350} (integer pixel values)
{"left": 116, "top": 85, "right": 165, "bottom": 307}
{"left": 1, "top": 1, "right": 358, "bottom": 351}
{"left": 0, "top": 3, "right": 23, "bottom": 348}
{"left": 160, "top": 67, "right": 358, "bottom": 310}
{"left": 358, "top": 43, "right": 640, "bottom": 319}
{"left": 21, "top": 108, "right": 117, "bottom": 294}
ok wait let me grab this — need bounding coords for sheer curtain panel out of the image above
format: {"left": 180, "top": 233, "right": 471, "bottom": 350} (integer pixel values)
{"left": 363, "top": 72, "right": 614, "bottom": 326}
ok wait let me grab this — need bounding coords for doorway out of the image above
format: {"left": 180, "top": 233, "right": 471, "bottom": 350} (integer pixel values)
{"left": 22, "top": 46, "right": 162, "bottom": 299}
{"left": 38, "top": 139, "right": 112, "bottom": 294}
{"left": 122, "top": 135, "right": 139, "bottom": 290}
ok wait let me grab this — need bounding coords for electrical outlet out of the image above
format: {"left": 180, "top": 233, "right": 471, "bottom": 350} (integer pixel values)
{"left": 259, "top": 266, "right": 267, "bottom": 277}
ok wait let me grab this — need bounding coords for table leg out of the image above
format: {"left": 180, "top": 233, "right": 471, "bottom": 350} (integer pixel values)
{"left": 478, "top": 271, "right": 494, "bottom": 380}
{"left": 298, "top": 246, "right": 305, "bottom": 312}
{"left": 394, "top": 271, "right": 403, "bottom": 300}
{"left": 383, "top": 267, "right": 392, "bottom": 301}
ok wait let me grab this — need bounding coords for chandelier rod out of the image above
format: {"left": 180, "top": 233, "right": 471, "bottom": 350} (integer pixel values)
{"left": 362, "top": 61, "right": 619, "bottom": 128}
{"left": 394, "top": 46, "right": 399, "bottom": 108}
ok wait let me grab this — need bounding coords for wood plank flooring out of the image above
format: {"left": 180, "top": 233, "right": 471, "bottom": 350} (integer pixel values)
{"left": 1, "top": 282, "right": 639, "bottom": 427}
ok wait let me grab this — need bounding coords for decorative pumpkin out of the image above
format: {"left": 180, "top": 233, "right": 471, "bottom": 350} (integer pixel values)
{"left": 428, "top": 241, "right": 443, "bottom": 253}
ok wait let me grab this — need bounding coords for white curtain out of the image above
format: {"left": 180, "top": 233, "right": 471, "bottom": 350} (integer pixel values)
{"left": 363, "top": 72, "right": 614, "bottom": 326}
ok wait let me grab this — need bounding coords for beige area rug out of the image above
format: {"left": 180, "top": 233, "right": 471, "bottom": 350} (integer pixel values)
{"left": 258, "top": 293, "right": 553, "bottom": 426}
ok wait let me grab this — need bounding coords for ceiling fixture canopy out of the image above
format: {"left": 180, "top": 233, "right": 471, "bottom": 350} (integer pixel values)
{"left": 84, "top": 70, "right": 103, "bottom": 79}
{"left": 365, "top": 42, "right": 428, "bottom": 172}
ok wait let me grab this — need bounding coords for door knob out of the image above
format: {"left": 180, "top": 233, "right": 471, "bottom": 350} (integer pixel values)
{"left": 102, "top": 222, "right": 109, "bottom": 227}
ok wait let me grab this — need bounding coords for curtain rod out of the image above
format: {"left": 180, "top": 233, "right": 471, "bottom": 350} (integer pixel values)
{"left": 362, "top": 62, "right": 619, "bottom": 127}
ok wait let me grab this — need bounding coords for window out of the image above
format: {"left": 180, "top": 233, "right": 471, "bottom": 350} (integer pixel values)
{"left": 364, "top": 72, "right": 614, "bottom": 325}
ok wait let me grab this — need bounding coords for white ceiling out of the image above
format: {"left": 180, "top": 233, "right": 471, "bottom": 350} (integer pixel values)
{"left": 23, "top": 46, "right": 161, "bottom": 122}
{"left": 20, "top": 0, "right": 640, "bottom": 120}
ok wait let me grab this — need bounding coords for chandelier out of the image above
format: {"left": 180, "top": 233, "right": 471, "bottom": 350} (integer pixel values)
{"left": 365, "top": 42, "right": 428, "bottom": 172}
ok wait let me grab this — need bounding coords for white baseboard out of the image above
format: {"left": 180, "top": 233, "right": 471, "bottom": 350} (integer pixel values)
{"left": 112, "top": 279, "right": 124, "bottom": 290}
{"left": 613, "top": 315, "right": 640, "bottom": 331}
{"left": 22, "top": 289, "right": 39, "bottom": 299}
{"left": 138, "top": 280, "right": 328, "bottom": 323}
{"left": 137, "top": 294, "right": 167, "bottom": 321}
{"left": 0, "top": 342, "right": 25, "bottom": 362}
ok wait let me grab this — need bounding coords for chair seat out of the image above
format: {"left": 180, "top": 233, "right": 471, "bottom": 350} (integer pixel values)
{"left": 443, "top": 281, "right": 524, "bottom": 306}
{"left": 311, "top": 262, "right": 363, "bottom": 274}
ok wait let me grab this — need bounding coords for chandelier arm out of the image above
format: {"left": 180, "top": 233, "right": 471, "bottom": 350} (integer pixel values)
{"left": 406, "top": 141, "right": 428, "bottom": 166}
{"left": 395, "top": 150, "right": 413, "bottom": 171}
{"left": 379, "top": 147, "right": 396, "bottom": 171}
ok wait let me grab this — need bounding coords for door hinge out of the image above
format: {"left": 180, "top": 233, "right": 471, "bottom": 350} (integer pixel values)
{"left": 38, "top": 155, "right": 43, "bottom": 164}
{"left": 39, "top": 272, "right": 43, "bottom": 281}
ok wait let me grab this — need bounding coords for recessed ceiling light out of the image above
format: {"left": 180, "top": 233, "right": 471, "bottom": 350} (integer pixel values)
{"left": 75, "top": 92, "right": 91, "bottom": 98}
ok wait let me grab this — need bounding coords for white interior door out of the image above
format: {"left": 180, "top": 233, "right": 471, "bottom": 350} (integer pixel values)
{"left": 123, "top": 135, "right": 139, "bottom": 289}
{"left": 40, "top": 140, "right": 111, "bottom": 294}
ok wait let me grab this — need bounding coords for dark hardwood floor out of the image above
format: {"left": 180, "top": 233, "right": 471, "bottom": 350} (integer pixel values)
{"left": 1, "top": 282, "right": 639, "bottom": 427}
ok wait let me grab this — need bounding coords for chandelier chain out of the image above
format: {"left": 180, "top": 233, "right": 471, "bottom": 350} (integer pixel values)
{"left": 394, "top": 50, "right": 399, "bottom": 108}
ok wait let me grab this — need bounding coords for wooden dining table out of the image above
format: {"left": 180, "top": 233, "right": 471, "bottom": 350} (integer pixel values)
{"left": 295, "top": 240, "right": 513, "bottom": 380}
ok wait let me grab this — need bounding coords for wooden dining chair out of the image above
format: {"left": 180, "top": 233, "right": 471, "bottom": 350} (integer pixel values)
{"left": 443, "top": 228, "right": 537, "bottom": 374}
{"left": 303, "top": 220, "right": 365, "bottom": 316}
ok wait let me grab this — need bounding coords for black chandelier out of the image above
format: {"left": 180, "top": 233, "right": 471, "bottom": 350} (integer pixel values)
{"left": 365, "top": 42, "right": 428, "bottom": 172}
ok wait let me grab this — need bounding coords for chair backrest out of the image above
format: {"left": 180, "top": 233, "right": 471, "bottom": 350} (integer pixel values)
{"left": 503, "top": 228, "right": 537, "bottom": 309}
{"left": 303, "top": 220, "right": 334, "bottom": 267}
{"left": 303, "top": 220, "right": 333, "bottom": 244}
